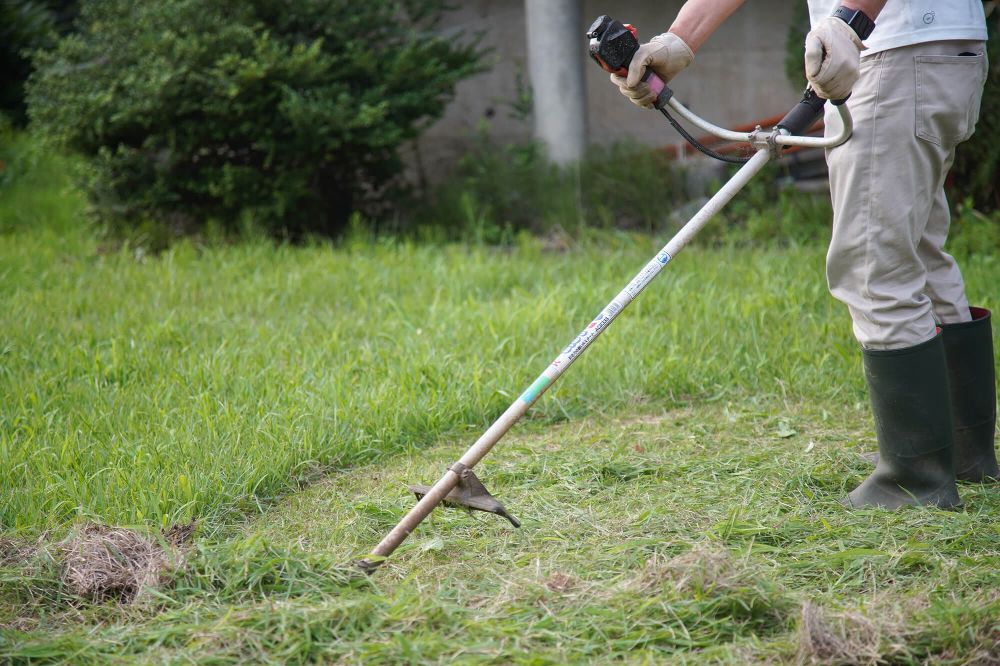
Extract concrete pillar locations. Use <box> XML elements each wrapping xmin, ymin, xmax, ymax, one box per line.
<box><xmin>525</xmin><ymin>0</ymin><xmax>587</xmax><ymax>165</ymax></box>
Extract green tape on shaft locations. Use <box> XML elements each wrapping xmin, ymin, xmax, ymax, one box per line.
<box><xmin>520</xmin><ymin>375</ymin><xmax>550</xmax><ymax>404</ymax></box>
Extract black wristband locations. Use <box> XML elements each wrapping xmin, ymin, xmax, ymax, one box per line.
<box><xmin>831</xmin><ymin>5</ymin><xmax>875</xmax><ymax>40</ymax></box>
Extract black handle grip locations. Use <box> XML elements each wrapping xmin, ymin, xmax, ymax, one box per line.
<box><xmin>776</xmin><ymin>88</ymin><xmax>827</xmax><ymax>136</ymax></box>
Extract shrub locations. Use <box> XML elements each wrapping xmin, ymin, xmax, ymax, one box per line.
<box><xmin>410</xmin><ymin>138</ymin><xmax>691</xmax><ymax>242</ymax></box>
<box><xmin>27</xmin><ymin>0</ymin><xmax>482</xmax><ymax>239</ymax></box>
<box><xmin>408</xmin><ymin>132</ymin><xmax>848</xmax><ymax>246</ymax></box>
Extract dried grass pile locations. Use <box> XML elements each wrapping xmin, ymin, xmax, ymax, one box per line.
<box><xmin>633</xmin><ymin>545</ymin><xmax>741</xmax><ymax>594</ymax></box>
<box><xmin>797</xmin><ymin>600</ymin><xmax>882</xmax><ymax>665</ymax></box>
<box><xmin>58</xmin><ymin>521</ymin><xmax>194</xmax><ymax>602</ymax></box>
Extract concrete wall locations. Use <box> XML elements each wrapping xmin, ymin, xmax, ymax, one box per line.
<box><xmin>412</xmin><ymin>0</ymin><xmax>802</xmax><ymax>175</ymax></box>
<box><xmin>526</xmin><ymin>0</ymin><xmax>587</xmax><ymax>164</ymax></box>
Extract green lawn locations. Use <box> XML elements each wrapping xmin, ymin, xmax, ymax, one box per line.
<box><xmin>2</xmin><ymin>136</ymin><xmax>1000</xmax><ymax>663</ymax></box>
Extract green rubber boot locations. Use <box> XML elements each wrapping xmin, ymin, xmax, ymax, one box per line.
<box><xmin>857</xmin><ymin>307</ymin><xmax>998</xmax><ymax>483</ymax></box>
<box><xmin>845</xmin><ymin>334</ymin><xmax>962</xmax><ymax>509</ymax></box>
<box><xmin>944</xmin><ymin>307</ymin><xmax>999</xmax><ymax>482</ymax></box>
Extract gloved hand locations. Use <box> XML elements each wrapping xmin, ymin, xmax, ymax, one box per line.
<box><xmin>804</xmin><ymin>16</ymin><xmax>865</xmax><ymax>101</ymax></box>
<box><xmin>610</xmin><ymin>32</ymin><xmax>694</xmax><ymax>108</ymax></box>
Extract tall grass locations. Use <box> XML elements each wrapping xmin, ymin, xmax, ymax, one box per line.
<box><xmin>0</xmin><ymin>229</ymin><xmax>858</xmax><ymax>530</ymax></box>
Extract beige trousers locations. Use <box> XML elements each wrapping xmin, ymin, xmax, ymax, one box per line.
<box><xmin>824</xmin><ymin>39</ymin><xmax>988</xmax><ymax>350</ymax></box>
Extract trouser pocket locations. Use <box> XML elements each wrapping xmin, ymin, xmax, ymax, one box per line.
<box><xmin>915</xmin><ymin>53</ymin><xmax>986</xmax><ymax>146</ymax></box>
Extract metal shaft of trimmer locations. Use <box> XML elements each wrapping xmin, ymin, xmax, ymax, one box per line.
<box><xmin>360</xmin><ymin>148</ymin><xmax>773</xmax><ymax>569</ymax></box>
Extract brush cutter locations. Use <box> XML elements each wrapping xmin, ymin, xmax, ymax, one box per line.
<box><xmin>356</xmin><ymin>16</ymin><xmax>853</xmax><ymax>573</ymax></box>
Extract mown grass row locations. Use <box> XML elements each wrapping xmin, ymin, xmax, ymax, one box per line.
<box><xmin>5</xmin><ymin>402</ymin><xmax>1000</xmax><ymax>663</ymax></box>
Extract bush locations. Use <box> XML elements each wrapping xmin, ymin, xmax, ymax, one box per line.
<box><xmin>27</xmin><ymin>0</ymin><xmax>482</xmax><ymax>240</ymax></box>
<box><xmin>409</xmin><ymin>138</ymin><xmax>691</xmax><ymax>242</ymax></box>
<box><xmin>407</xmin><ymin>133</ymin><xmax>846</xmax><ymax>247</ymax></box>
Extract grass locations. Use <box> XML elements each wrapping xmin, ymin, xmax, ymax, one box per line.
<box><xmin>2</xmin><ymin>133</ymin><xmax>1000</xmax><ymax>663</ymax></box>
<box><xmin>0</xmin><ymin>221</ymin><xmax>881</xmax><ymax>531</ymax></box>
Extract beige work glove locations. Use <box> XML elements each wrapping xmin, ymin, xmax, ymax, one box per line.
<box><xmin>804</xmin><ymin>16</ymin><xmax>865</xmax><ymax>101</ymax></box>
<box><xmin>610</xmin><ymin>32</ymin><xmax>694</xmax><ymax>109</ymax></box>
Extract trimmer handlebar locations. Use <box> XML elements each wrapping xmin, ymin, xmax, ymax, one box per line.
<box><xmin>587</xmin><ymin>14</ymin><xmax>853</xmax><ymax>150</ymax></box>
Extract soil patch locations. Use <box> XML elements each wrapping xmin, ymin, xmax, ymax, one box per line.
<box><xmin>0</xmin><ymin>536</ymin><xmax>38</xmax><ymax>567</ymax></box>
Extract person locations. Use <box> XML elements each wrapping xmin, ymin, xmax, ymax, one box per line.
<box><xmin>611</xmin><ymin>1</ymin><xmax>993</xmax><ymax>508</ymax></box>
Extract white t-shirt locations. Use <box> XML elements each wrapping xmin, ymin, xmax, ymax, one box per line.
<box><xmin>807</xmin><ymin>0</ymin><xmax>988</xmax><ymax>55</ymax></box>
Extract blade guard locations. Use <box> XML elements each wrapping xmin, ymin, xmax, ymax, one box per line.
<box><xmin>409</xmin><ymin>463</ymin><xmax>520</xmax><ymax>528</ymax></box>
